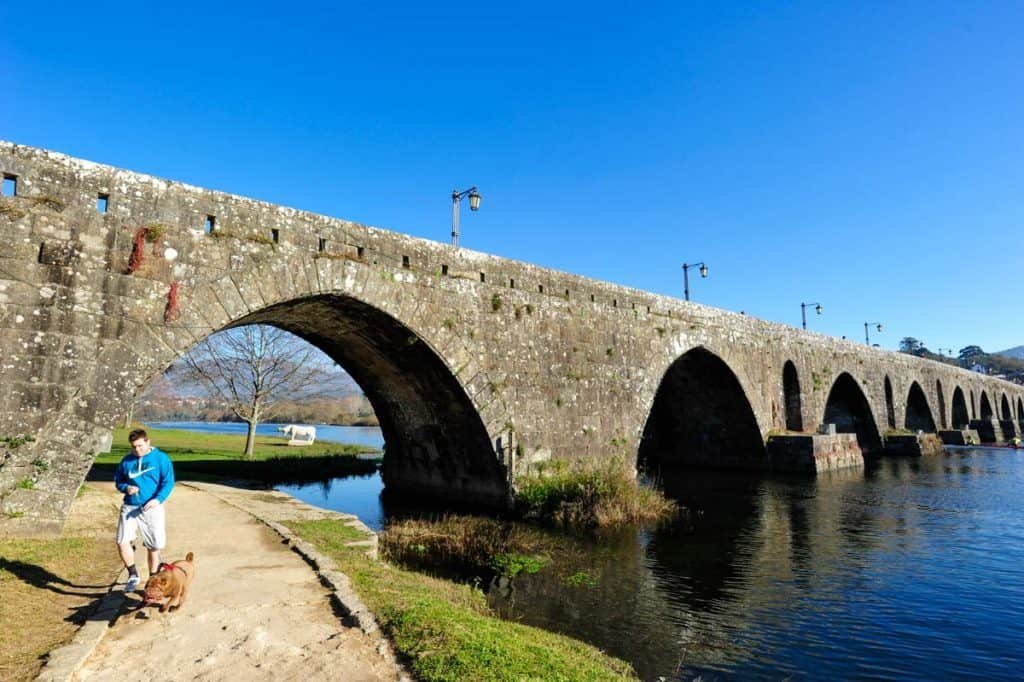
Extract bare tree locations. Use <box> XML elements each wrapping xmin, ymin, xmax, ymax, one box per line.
<box><xmin>180</xmin><ymin>325</ymin><xmax>342</xmax><ymax>458</ymax></box>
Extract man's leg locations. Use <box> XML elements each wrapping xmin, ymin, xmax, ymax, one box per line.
<box><xmin>140</xmin><ymin>504</ymin><xmax>166</xmax><ymax>575</ymax></box>
<box><xmin>118</xmin><ymin>541</ymin><xmax>136</xmax><ymax>568</ymax></box>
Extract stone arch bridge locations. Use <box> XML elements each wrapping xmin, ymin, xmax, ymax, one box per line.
<box><xmin>1</xmin><ymin>142</ymin><xmax>1021</xmax><ymax>534</ymax></box>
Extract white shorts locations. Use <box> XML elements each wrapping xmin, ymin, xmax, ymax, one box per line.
<box><xmin>116</xmin><ymin>503</ymin><xmax>166</xmax><ymax>550</ymax></box>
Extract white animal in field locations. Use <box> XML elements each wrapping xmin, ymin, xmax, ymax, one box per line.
<box><xmin>278</xmin><ymin>424</ymin><xmax>316</xmax><ymax>446</ymax></box>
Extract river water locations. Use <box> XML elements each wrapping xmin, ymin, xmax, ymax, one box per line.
<box><xmin>149</xmin><ymin>422</ymin><xmax>1024</xmax><ymax>680</ymax></box>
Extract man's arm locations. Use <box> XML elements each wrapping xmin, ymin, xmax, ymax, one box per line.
<box><xmin>113</xmin><ymin>461</ymin><xmax>129</xmax><ymax>493</ymax></box>
<box><xmin>154</xmin><ymin>453</ymin><xmax>175</xmax><ymax>504</ymax></box>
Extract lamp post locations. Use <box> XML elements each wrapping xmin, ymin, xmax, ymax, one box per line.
<box><xmin>682</xmin><ymin>262</ymin><xmax>708</xmax><ymax>301</ymax></box>
<box><xmin>864</xmin><ymin>321</ymin><xmax>883</xmax><ymax>346</ymax></box>
<box><xmin>800</xmin><ymin>302</ymin><xmax>823</xmax><ymax>330</ymax></box>
<box><xmin>451</xmin><ymin>186</ymin><xmax>481</xmax><ymax>248</ymax></box>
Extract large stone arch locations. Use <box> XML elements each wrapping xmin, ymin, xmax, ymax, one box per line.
<box><xmin>224</xmin><ymin>294</ymin><xmax>510</xmax><ymax>506</ymax></box>
<box><xmin>782</xmin><ymin>360</ymin><xmax>803</xmax><ymax>432</ymax></box>
<box><xmin>638</xmin><ymin>347</ymin><xmax>766</xmax><ymax>470</ymax></box>
<box><xmin>905</xmin><ymin>381</ymin><xmax>936</xmax><ymax>433</ymax></box>
<box><xmin>883</xmin><ymin>376</ymin><xmax>896</xmax><ymax>429</ymax></box>
<box><xmin>128</xmin><ymin>270</ymin><xmax>514</xmax><ymax>508</ymax></box>
<box><xmin>951</xmin><ymin>387</ymin><xmax>969</xmax><ymax>429</ymax></box>
<box><xmin>980</xmin><ymin>392</ymin><xmax>994</xmax><ymax>420</ymax></box>
<box><xmin>823</xmin><ymin>372</ymin><xmax>882</xmax><ymax>453</ymax></box>
<box><xmin>1001</xmin><ymin>394</ymin><xmax>1012</xmax><ymax>420</ymax></box>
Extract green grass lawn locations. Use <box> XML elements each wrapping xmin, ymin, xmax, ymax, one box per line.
<box><xmin>93</xmin><ymin>426</ymin><xmax>380</xmax><ymax>483</ymax></box>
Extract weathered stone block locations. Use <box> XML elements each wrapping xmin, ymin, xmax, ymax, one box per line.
<box><xmin>766</xmin><ymin>433</ymin><xmax>863</xmax><ymax>473</ymax></box>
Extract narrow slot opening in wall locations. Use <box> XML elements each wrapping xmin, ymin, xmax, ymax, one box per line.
<box><xmin>2</xmin><ymin>174</ymin><xmax>17</xmax><ymax>197</ymax></box>
<box><xmin>590</xmin><ymin>294</ymin><xmax>595</xmax><ymax>302</ymax></box>
<box><xmin>441</xmin><ymin>264</ymin><xmax>449</xmax><ymax>275</ymax></box>
<box><xmin>402</xmin><ymin>255</ymin><xmax>410</xmax><ymax>268</ymax></box>
<box><xmin>270</xmin><ymin>228</ymin><xmax>280</xmax><ymax>244</ymax></box>
<box><xmin>613</xmin><ymin>299</ymin><xmax>618</xmax><ymax>307</ymax></box>
<box><xmin>646</xmin><ymin>306</ymin><xmax>650</xmax><ymax>313</ymax></box>
<box><xmin>204</xmin><ymin>215</ymin><xmax>216</xmax><ymax>234</ymax></box>
<box><xmin>480</xmin><ymin>272</ymin><xmax>486</xmax><ymax>283</ymax></box>
<box><xmin>538</xmin><ymin>284</ymin><xmax>544</xmax><ymax>294</ymax></box>
<box><xmin>357</xmin><ymin>246</ymin><xmax>365</xmax><ymax>259</ymax></box>
<box><xmin>37</xmin><ymin>242</ymin><xmax>45</xmax><ymax>264</ymax></box>
<box><xmin>565</xmin><ymin>289</ymin><xmax>570</xmax><ymax>298</ymax></box>
<box><xmin>318</xmin><ymin>237</ymin><xmax>326</xmax><ymax>252</ymax></box>
<box><xmin>97</xmin><ymin>194</ymin><xmax>109</xmax><ymax>213</ymax></box>
<box><xmin>510</xmin><ymin>278</ymin><xmax>515</xmax><ymax>289</ymax></box>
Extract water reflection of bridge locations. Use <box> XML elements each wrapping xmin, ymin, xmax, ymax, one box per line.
<box><xmin>497</xmin><ymin>456</ymin><xmax>1002</xmax><ymax>679</ymax></box>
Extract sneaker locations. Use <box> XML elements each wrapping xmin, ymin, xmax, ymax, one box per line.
<box><xmin>125</xmin><ymin>574</ymin><xmax>140</xmax><ymax>592</ymax></box>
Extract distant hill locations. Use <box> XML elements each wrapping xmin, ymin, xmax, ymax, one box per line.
<box><xmin>996</xmin><ymin>346</ymin><xmax>1024</xmax><ymax>360</ymax></box>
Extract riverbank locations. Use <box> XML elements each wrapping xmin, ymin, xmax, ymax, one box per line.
<box><xmin>6</xmin><ymin>427</ymin><xmax>638</xmax><ymax>680</ymax></box>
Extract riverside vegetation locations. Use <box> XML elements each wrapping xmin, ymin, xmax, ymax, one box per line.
<box><xmin>378</xmin><ymin>458</ymin><xmax>678</xmax><ymax>583</ymax></box>
<box><xmin>285</xmin><ymin>518</ymin><xmax>638</xmax><ymax>681</ymax></box>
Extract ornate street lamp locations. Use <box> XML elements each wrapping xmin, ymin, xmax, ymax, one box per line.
<box><xmin>801</xmin><ymin>302</ymin><xmax>823</xmax><ymax>330</ymax></box>
<box><xmin>864</xmin><ymin>321</ymin><xmax>883</xmax><ymax>345</ymax></box>
<box><xmin>682</xmin><ymin>261</ymin><xmax>708</xmax><ymax>301</ymax></box>
<box><xmin>451</xmin><ymin>186</ymin><xmax>481</xmax><ymax>248</ymax></box>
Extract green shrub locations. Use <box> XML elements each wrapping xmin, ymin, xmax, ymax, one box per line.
<box><xmin>515</xmin><ymin>458</ymin><xmax>676</xmax><ymax>528</ymax></box>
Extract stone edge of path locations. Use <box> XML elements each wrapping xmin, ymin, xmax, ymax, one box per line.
<box><xmin>36</xmin><ymin>481</ymin><xmax>411</xmax><ymax>682</ymax></box>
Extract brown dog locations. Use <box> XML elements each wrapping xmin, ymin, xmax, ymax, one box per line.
<box><xmin>142</xmin><ymin>552</ymin><xmax>196</xmax><ymax>612</ymax></box>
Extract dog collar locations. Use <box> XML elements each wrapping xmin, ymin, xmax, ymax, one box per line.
<box><xmin>158</xmin><ymin>562</ymin><xmax>175</xmax><ymax>573</ymax></box>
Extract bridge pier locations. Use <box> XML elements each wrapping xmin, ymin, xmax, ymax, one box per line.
<box><xmin>970</xmin><ymin>419</ymin><xmax>1005</xmax><ymax>444</ymax></box>
<box><xmin>938</xmin><ymin>429</ymin><xmax>980</xmax><ymax>446</ymax></box>
<box><xmin>883</xmin><ymin>433</ymin><xmax>945</xmax><ymax>456</ymax></box>
<box><xmin>765</xmin><ymin>434</ymin><xmax>863</xmax><ymax>473</ymax></box>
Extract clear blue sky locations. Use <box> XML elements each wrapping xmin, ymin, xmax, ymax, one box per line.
<box><xmin>3</xmin><ymin>2</ymin><xmax>1022</xmax><ymax>354</ymax></box>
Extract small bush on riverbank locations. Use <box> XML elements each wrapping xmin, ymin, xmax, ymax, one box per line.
<box><xmin>380</xmin><ymin>515</ymin><xmax>555</xmax><ymax>580</ymax></box>
<box><xmin>285</xmin><ymin>518</ymin><xmax>637</xmax><ymax>681</ymax></box>
<box><xmin>515</xmin><ymin>458</ymin><xmax>677</xmax><ymax>528</ymax></box>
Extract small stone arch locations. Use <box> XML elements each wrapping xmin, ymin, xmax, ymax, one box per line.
<box><xmin>1018</xmin><ymin>397</ymin><xmax>1024</xmax><ymax>423</ymax></box>
<box><xmin>783</xmin><ymin>360</ymin><xmax>803</xmax><ymax>432</ymax></box>
<box><xmin>936</xmin><ymin>379</ymin><xmax>947</xmax><ymax>429</ymax></box>
<box><xmin>905</xmin><ymin>381</ymin><xmax>936</xmax><ymax>432</ymax></box>
<box><xmin>639</xmin><ymin>347</ymin><xmax>766</xmax><ymax>470</ymax></box>
<box><xmin>883</xmin><ymin>376</ymin><xmax>896</xmax><ymax>429</ymax></box>
<box><xmin>970</xmin><ymin>390</ymin><xmax>977</xmax><ymax>419</ymax></box>
<box><xmin>980</xmin><ymin>392</ymin><xmax>994</xmax><ymax>420</ymax></box>
<box><xmin>823</xmin><ymin>372</ymin><xmax>882</xmax><ymax>453</ymax></box>
<box><xmin>1001</xmin><ymin>394</ymin><xmax>1017</xmax><ymax>438</ymax></box>
<box><xmin>951</xmin><ymin>387</ymin><xmax>969</xmax><ymax>429</ymax></box>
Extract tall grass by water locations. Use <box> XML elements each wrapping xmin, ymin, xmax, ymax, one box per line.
<box><xmin>515</xmin><ymin>458</ymin><xmax>677</xmax><ymax>528</ymax></box>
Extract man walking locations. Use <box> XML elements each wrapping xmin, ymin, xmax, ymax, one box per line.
<box><xmin>114</xmin><ymin>428</ymin><xmax>175</xmax><ymax>592</ymax></box>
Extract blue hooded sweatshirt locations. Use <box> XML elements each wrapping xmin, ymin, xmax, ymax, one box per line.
<box><xmin>114</xmin><ymin>446</ymin><xmax>175</xmax><ymax>507</ymax></box>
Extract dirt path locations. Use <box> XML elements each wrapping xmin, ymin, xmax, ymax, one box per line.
<box><xmin>72</xmin><ymin>484</ymin><xmax>399</xmax><ymax>681</ymax></box>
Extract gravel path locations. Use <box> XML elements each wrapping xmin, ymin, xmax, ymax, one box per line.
<box><xmin>70</xmin><ymin>483</ymin><xmax>399</xmax><ymax>681</ymax></box>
